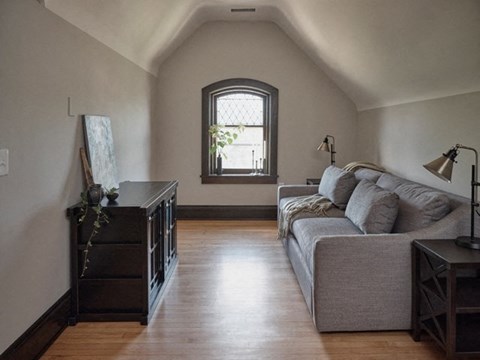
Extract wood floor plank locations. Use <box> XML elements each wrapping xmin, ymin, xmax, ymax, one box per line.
<box><xmin>42</xmin><ymin>220</ymin><xmax>444</xmax><ymax>360</ymax></box>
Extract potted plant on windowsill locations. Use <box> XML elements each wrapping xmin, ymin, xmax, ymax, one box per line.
<box><xmin>208</xmin><ymin>124</ymin><xmax>244</xmax><ymax>175</ymax></box>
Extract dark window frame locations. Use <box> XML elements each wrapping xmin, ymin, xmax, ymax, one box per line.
<box><xmin>201</xmin><ymin>78</ymin><xmax>278</xmax><ymax>184</ymax></box>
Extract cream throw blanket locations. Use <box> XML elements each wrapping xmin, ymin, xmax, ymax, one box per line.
<box><xmin>343</xmin><ymin>161</ymin><xmax>385</xmax><ymax>173</ymax></box>
<box><xmin>278</xmin><ymin>194</ymin><xmax>333</xmax><ymax>238</ymax></box>
<box><xmin>277</xmin><ymin>161</ymin><xmax>385</xmax><ymax>239</ymax></box>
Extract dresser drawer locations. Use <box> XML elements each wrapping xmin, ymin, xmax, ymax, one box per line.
<box><xmin>78</xmin><ymin>279</ymin><xmax>143</xmax><ymax>313</ymax></box>
<box><xmin>78</xmin><ymin>244</ymin><xmax>142</xmax><ymax>278</ymax></box>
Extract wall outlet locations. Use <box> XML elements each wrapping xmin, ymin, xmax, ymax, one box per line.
<box><xmin>0</xmin><ymin>149</ymin><xmax>9</xmax><ymax>176</ymax></box>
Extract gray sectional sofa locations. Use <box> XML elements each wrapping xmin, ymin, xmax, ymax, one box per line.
<box><xmin>278</xmin><ymin>166</ymin><xmax>475</xmax><ymax>332</ymax></box>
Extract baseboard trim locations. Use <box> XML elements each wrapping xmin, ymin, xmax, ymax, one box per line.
<box><xmin>177</xmin><ymin>205</ymin><xmax>277</xmax><ymax>220</ymax></box>
<box><xmin>0</xmin><ymin>290</ymin><xmax>70</xmax><ymax>360</ymax></box>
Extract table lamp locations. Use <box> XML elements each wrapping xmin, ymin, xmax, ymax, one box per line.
<box><xmin>317</xmin><ymin>135</ymin><xmax>336</xmax><ymax>166</ymax></box>
<box><xmin>423</xmin><ymin>144</ymin><xmax>480</xmax><ymax>250</ymax></box>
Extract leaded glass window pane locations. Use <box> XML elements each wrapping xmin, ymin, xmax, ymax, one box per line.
<box><xmin>216</xmin><ymin>93</ymin><xmax>263</xmax><ymax>126</ymax></box>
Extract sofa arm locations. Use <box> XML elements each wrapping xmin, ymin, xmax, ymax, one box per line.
<box><xmin>277</xmin><ymin>185</ymin><xmax>318</xmax><ymax>204</ymax></box>
<box><xmin>407</xmin><ymin>203</ymin><xmax>473</xmax><ymax>240</ymax></box>
<box><xmin>312</xmin><ymin>233</ymin><xmax>413</xmax><ymax>332</ymax></box>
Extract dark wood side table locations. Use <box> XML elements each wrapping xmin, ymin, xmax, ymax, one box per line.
<box><xmin>306</xmin><ymin>178</ymin><xmax>321</xmax><ymax>185</ymax></box>
<box><xmin>412</xmin><ymin>239</ymin><xmax>480</xmax><ymax>359</ymax></box>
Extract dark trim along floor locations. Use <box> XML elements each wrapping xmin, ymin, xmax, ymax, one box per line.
<box><xmin>177</xmin><ymin>205</ymin><xmax>277</xmax><ymax>220</ymax></box>
<box><xmin>0</xmin><ymin>291</ymin><xmax>70</xmax><ymax>360</ymax></box>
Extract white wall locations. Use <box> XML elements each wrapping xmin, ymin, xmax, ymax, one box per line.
<box><xmin>357</xmin><ymin>91</ymin><xmax>480</xmax><ymax>198</ymax></box>
<box><xmin>0</xmin><ymin>0</ymin><xmax>156</xmax><ymax>352</ymax></box>
<box><xmin>155</xmin><ymin>21</ymin><xmax>358</xmax><ymax>205</ymax></box>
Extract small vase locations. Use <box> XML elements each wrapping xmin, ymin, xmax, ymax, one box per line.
<box><xmin>87</xmin><ymin>184</ymin><xmax>104</xmax><ymax>205</ymax></box>
<box><xmin>107</xmin><ymin>192</ymin><xmax>119</xmax><ymax>202</ymax></box>
<box><xmin>216</xmin><ymin>155</ymin><xmax>223</xmax><ymax>175</ymax></box>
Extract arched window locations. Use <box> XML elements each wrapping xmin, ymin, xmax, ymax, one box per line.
<box><xmin>201</xmin><ymin>79</ymin><xmax>278</xmax><ymax>184</ymax></box>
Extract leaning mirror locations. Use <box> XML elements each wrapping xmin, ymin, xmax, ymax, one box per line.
<box><xmin>82</xmin><ymin>115</ymin><xmax>119</xmax><ymax>190</ymax></box>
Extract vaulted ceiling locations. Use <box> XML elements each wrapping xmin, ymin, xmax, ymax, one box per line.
<box><xmin>44</xmin><ymin>0</ymin><xmax>480</xmax><ymax>110</ymax></box>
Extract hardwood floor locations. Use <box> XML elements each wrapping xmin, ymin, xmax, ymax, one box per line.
<box><xmin>42</xmin><ymin>220</ymin><xmax>443</xmax><ymax>359</ymax></box>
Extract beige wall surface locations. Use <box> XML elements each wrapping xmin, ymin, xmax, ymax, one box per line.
<box><xmin>0</xmin><ymin>0</ymin><xmax>155</xmax><ymax>352</ymax></box>
<box><xmin>154</xmin><ymin>21</ymin><xmax>357</xmax><ymax>205</ymax></box>
<box><xmin>357</xmin><ymin>91</ymin><xmax>480</xmax><ymax>198</ymax></box>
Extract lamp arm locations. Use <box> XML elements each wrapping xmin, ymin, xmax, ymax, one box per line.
<box><xmin>457</xmin><ymin>144</ymin><xmax>479</xmax><ymax>204</ymax></box>
<box><xmin>456</xmin><ymin>144</ymin><xmax>478</xmax><ymax>169</ymax></box>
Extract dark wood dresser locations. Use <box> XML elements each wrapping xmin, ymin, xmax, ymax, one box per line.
<box><xmin>67</xmin><ymin>181</ymin><xmax>178</xmax><ymax>325</ymax></box>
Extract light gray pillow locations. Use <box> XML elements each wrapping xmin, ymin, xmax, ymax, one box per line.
<box><xmin>376</xmin><ymin>173</ymin><xmax>404</xmax><ymax>192</ymax></box>
<box><xmin>318</xmin><ymin>166</ymin><xmax>356</xmax><ymax>209</ymax></box>
<box><xmin>392</xmin><ymin>183</ymin><xmax>451</xmax><ymax>233</ymax></box>
<box><xmin>354</xmin><ymin>168</ymin><xmax>383</xmax><ymax>184</ymax></box>
<box><xmin>346</xmin><ymin>179</ymin><xmax>399</xmax><ymax>234</ymax></box>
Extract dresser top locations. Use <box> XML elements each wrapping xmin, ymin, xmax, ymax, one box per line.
<box><xmin>105</xmin><ymin>181</ymin><xmax>177</xmax><ymax>208</ymax></box>
<box><xmin>69</xmin><ymin>181</ymin><xmax>177</xmax><ymax>212</ymax></box>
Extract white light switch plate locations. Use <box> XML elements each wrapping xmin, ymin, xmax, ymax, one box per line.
<box><xmin>0</xmin><ymin>149</ymin><xmax>9</xmax><ymax>176</ymax></box>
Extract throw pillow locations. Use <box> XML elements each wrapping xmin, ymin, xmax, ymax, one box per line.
<box><xmin>376</xmin><ymin>173</ymin><xmax>404</xmax><ymax>192</ymax></box>
<box><xmin>392</xmin><ymin>183</ymin><xmax>450</xmax><ymax>233</ymax></box>
<box><xmin>354</xmin><ymin>168</ymin><xmax>383</xmax><ymax>183</ymax></box>
<box><xmin>346</xmin><ymin>179</ymin><xmax>400</xmax><ymax>234</ymax></box>
<box><xmin>318</xmin><ymin>165</ymin><xmax>356</xmax><ymax>209</ymax></box>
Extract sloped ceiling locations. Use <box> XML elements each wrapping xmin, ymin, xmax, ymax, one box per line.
<box><xmin>43</xmin><ymin>0</ymin><xmax>480</xmax><ymax>110</ymax></box>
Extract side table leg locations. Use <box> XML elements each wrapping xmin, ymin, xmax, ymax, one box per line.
<box><xmin>446</xmin><ymin>268</ymin><xmax>457</xmax><ymax>359</ymax></box>
<box><xmin>411</xmin><ymin>245</ymin><xmax>421</xmax><ymax>341</ymax></box>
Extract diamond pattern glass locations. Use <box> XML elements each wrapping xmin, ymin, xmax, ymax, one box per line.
<box><xmin>216</xmin><ymin>93</ymin><xmax>263</xmax><ymax>126</ymax></box>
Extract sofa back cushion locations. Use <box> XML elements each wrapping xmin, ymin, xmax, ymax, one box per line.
<box><xmin>392</xmin><ymin>183</ymin><xmax>451</xmax><ymax>233</ymax></box>
<box><xmin>318</xmin><ymin>166</ymin><xmax>356</xmax><ymax>209</ymax></box>
<box><xmin>376</xmin><ymin>172</ymin><xmax>404</xmax><ymax>191</ymax></box>
<box><xmin>354</xmin><ymin>168</ymin><xmax>383</xmax><ymax>183</ymax></box>
<box><xmin>346</xmin><ymin>179</ymin><xmax>400</xmax><ymax>234</ymax></box>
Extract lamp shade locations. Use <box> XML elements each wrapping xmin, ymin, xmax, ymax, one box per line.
<box><xmin>317</xmin><ymin>141</ymin><xmax>331</xmax><ymax>152</ymax></box>
<box><xmin>423</xmin><ymin>148</ymin><xmax>458</xmax><ymax>183</ymax></box>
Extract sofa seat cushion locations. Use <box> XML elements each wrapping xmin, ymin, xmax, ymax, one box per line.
<box><xmin>291</xmin><ymin>217</ymin><xmax>363</xmax><ymax>273</ymax></box>
<box><xmin>346</xmin><ymin>179</ymin><xmax>400</xmax><ymax>234</ymax></box>
<box><xmin>279</xmin><ymin>197</ymin><xmax>345</xmax><ymax>220</ymax></box>
<box><xmin>392</xmin><ymin>183</ymin><xmax>451</xmax><ymax>233</ymax></box>
<box><xmin>318</xmin><ymin>166</ymin><xmax>357</xmax><ymax>209</ymax></box>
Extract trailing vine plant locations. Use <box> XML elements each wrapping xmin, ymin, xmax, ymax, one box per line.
<box><xmin>78</xmin><ymin>191</ymin><xmax>109</xmax><ymax>277</ymax></box>
<box><xmin>208</xmin><ymin>124</ymin><xmax>245</xmax><ymax>158</ymax></box>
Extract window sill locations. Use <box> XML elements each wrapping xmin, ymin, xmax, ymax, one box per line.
<box><xmin>201</xmin><ymin>174</ymin><xmax>278</xmax><ymax>184</ymax></box>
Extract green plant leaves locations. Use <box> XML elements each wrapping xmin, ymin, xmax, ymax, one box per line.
<box><xmin>105</xmin><ymin>187</ymin><xmax>119</xmax><ymax>195</ymax></box>
<box><xmin>77</xmin><ymin>193</ymin><xmax>110</xmax><ymax>277</ymax></box>
<box><xmin>208</xmin><ymin>124</ymin><xmax>245</xmax><ymax>158</ymax></box>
